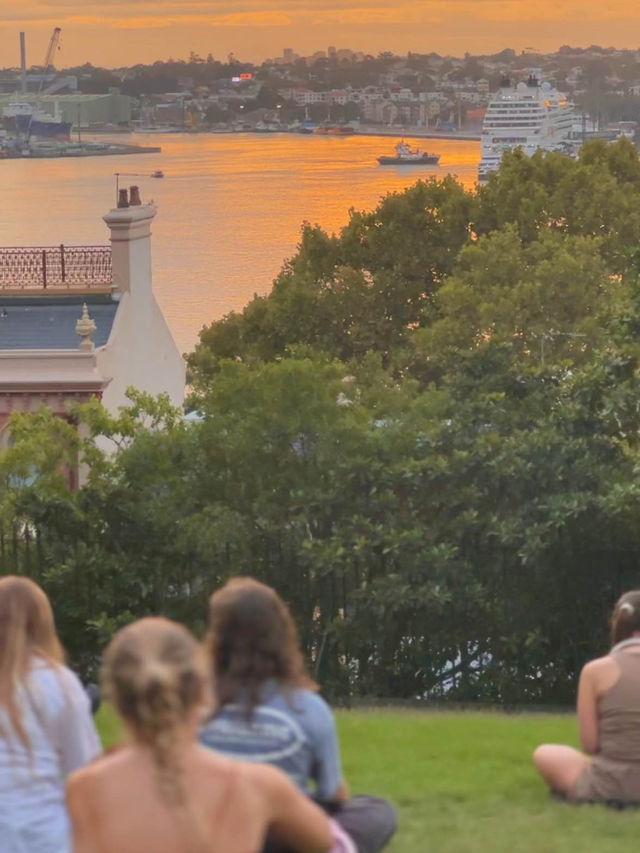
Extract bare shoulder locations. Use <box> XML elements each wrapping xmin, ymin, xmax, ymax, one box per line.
<box><xmin>582</xmin><ymin>654</ymin><xmax>617</xmax><ymax>676</ymax></box>
<box><xmin>195</xmin><ymin>745</ymin><xmax>281</xmax><ymax>789</ymax></box>
<box><xmin>67</xmin><ymin>758</ymin><xmax>99</xmax><ymax>805</ymax></box>
<box><xmin>194</xmin><ymin>748</ymin><xmax>274</xmax><ymax>795</ymax></box>
<box><xmin>242</xmin><ymin>760</ymin><xmax>286</xmax><ymax>787</ymax></box>
<box><xmin>195</xmin><ymin>746</ymin><xmax>245</xmax><ymax>777</ymax></box>
<box><xmin>582</xmin><ymin>654</ymin><xmax>620</xmax><ymax>693</ymax></box>
<box><xmin>68</xmin><ymin>746</ymin><xmax>130</xmax><ymax>792</ymax></box>
<box><xmin>240</xmin><ymin>761</ymin><xmax>294</xmax><ymax>799</ymax></box>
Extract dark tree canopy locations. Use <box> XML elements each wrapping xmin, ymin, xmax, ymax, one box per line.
<box><xmin>6</xmin><ymin>140</ymin><xmax>640</xmax><ymax>704</ymax></box>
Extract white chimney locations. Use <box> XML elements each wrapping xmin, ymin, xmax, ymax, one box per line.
<box><xmin>103</xmin><ymin>189</ymin><xmax>156</xmax><ymax>302</ymax></box>
<box><xmin>98</xmin><ymin>191</ymin><xmax>184</xmax><ymax>419</ymax></box>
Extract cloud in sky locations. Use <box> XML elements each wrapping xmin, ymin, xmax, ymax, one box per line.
<box><xmin>6</xmin><ymin>0</ymin><xmax>640</xmax><ymax>25</ymax></box>
<box><xmin>4</xmin><ymin>0</ymin><xmax>640</xmax><ymax>65</ymax></box>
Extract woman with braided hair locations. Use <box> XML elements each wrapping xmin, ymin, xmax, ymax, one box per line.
<box><xmin>67</xmin><ymin>617</ymin><xmax>333</xmax><ymax>853</ymax></box>
<box><xmin>534</xmin><ymin>590</ymin><xmax>640</xmax><ymax>803</ymax></box>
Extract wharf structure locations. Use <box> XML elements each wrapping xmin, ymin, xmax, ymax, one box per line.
<box><xmin>0</xmin><ymin>90</ymin><xmax>134</xmax><ymax>129</ymax></box>
<box><xmin>0</xmin><ymin>189</ymin><xmax>185</xmax><ymax>477</ymax></box>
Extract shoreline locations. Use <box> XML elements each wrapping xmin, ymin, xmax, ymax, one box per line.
<box><xmin>0</xmin><ymin>142</ymin><xmax>162</xmax><ymax>160</ymax></box>
<box><xmin>354</xmin><ymin>126</ymin><xmax>481</xmax><ymax>141</ymax></box>
<box><xmin>128</xmin><ymin>126</ymin><xmax>482</xmax><ymax>142</ymax></box>
<box><xmin>0</xmin><ymin>126</ymin><xmax>483</xmax><ymax>160</ymax></box>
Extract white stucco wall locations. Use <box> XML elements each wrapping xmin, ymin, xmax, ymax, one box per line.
<box><xmin>97</xmin><ymin>290</ymin><xmax>185</xmax><ymax>412</ymax></box>
<box><xmin>98</xmin><ymin>199</ymin><xmax>186</xmax><ymax>413</ymax></box>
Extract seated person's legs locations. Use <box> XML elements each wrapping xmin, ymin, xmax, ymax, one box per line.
<box><xmin>264</xmin><ymin>796</ymin><xmax>396</xmax><ymax>853</ymax></box>
<box><xmin>533</xmin><ymin>744</ymin><xmax>591</xmax><ymax>796</ymax></box>
<box><xmin>262</xmin><ymin>833</ymin><xmax>290</xmax><ymax>853</ymax></box>
<box><xmin>329</xmin><ymin>795</ymin><xmax>396</xmax><ymax>853</ymax></box>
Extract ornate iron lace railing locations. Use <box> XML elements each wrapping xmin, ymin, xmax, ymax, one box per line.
<box><xmin>0</xmin><ymin>245</ymin><xmax>112</xmax><ymax>290</ymax></box>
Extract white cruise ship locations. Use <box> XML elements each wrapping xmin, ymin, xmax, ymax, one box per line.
<box><xmin>478</xmin><ymin>76</ymin><xmax>576</xmax><ymax>181</ymax></box>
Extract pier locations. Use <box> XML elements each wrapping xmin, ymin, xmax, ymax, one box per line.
<box><xmin>0</xmin><ymin>141</ymin><xmax>161</xmax><ymax>160</ymax></box>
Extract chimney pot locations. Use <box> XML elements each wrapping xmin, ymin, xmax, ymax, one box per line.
<box><xmin>117</xmin><ymin>188</ymin><xmax>129</xmax><ymax>208</ymax></box>
<box><xmin>129</xmin><ymin>185</ymin><xmax>142</xmax><ymax>206</ymax></box>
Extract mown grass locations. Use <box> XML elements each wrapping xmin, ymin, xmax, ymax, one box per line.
<box><xmin>96</xmin><ymin>707</ymin><xmax>640</xmax><ymax>852</ymax></box>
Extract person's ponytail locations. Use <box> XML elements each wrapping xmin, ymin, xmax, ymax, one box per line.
<box><xmin>102</xmin><ymin>618</ymin><xmax>208</xmax><ymax>851</ymax></box>
<box><xmin>611</xmin><ymin>591</ymin><xmax>640</xmax><ymax>647</ymax></box>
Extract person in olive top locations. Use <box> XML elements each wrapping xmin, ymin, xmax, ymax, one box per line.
<box><xmin>534</xmin><ymin>590</ymin><xmax>640</xmax><ymax>803</ymax></box>
<box><xmin>199</xmin><ymin>578</ymin><xmax>397</xmax><ymax>853</ymax></box>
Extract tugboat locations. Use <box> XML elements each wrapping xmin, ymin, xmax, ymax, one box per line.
<box><xmin>377</xmin><ymin>141</ymin><xmax>440</xmax><ymax>165</ymax></box>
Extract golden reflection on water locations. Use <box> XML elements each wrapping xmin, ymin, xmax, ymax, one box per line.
<box><xmin>0</xmin><ymin>133</ymin><xmax>480</xmax><ymax>353</ymax></box>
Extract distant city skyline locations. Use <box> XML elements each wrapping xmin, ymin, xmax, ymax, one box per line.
<box><xmin>3</xmin><ymin>1</ymin><xmax>640</xmax><ymax>68</ymax></box>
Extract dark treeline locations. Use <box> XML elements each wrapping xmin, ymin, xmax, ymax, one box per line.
<box><xmin>5</xmin><ymin>140</ymin><xmax>640</xmax><ymax>704</ymax></box>
<box><xmin>3</xmin><ymin>54</ymin><xmax>401</xmax><ymax>98</ymax></box>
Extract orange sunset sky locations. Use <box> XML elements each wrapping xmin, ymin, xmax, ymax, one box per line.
<box><xmin>2</xmin><ymin>1</ymin><xmax>640</xmax><ymax>67</ymax></box>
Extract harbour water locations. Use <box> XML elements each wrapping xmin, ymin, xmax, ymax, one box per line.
<box><xmin>1</xmin><ymin>132</ymin><xmax>480</xmax><ymax>353</ymax></box>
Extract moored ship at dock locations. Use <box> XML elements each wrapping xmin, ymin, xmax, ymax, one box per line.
<box><xmin>478</xmin><ymin>75</ymin><xmax>576</xmax><ymax>181</ymax></box>
<box><xmin>3</xmin><ymin>102</ymin><xmax>72</xmax><ymax>140</ymax></box>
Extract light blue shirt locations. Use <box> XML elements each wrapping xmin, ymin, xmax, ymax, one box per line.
<box><xmin>199</xmin><ymin>683</ymin><xmax>343</xmax><ymax>800</ymax></box>
<box><xmin>0</xmin><ymin>660</ymin><xmax>101</xmax><ymax>853</ymax></box>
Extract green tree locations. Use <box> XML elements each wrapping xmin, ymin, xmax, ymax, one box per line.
<box><xmin>189</xmin><ymin>177</ymin><xmax>473</xmax><ymax>387</ymax></box>
<box><xmin>11</xmin><ymin>142</ymin><xmax>640</xmax><ymax>704</ymax></box>
<box><xmin>412</xmin><ymin>226</ymin><xmax>617</xmax><ymax>381</ymax></box>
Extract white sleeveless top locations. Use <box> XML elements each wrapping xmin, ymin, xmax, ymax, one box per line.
<box><xmin>0</xmin><ymin>659</ymin><xmax>101</xmax><ymax>853</ymax></box>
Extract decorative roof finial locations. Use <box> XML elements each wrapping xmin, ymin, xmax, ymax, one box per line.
<box><xmin>76</xmin><ymin>303</ymin><xmax>96</xmax><ymax>351</ymax></box>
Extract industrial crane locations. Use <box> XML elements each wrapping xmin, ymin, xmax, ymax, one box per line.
<box><xmin>24</xmin><ymin>27</ymin><xmax>61</xmax><ymax>143</ymax></box>
<box><xmin>41</xmin><ymin>27</ymin><xmax>62</xmax><ymax>84</ymax></box>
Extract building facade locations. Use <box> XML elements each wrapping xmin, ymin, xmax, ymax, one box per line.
<box><xmin>0</xmin><ymin>189</ymin><xmax>185</xmax><ymax>454</ymax></box>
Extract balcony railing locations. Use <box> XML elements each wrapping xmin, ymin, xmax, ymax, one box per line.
<box><xmin>0</xmin><ymin>245</ymin><xmax>112</xmax><ymax>291</ymax></box>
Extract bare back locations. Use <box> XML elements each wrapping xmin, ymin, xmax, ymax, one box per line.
<box><xmin>67</xmin><ymin>744</ymin><xmax>331</xmax><ymax>853</ymax></box>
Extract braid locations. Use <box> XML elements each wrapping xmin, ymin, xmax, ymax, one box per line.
<box><xmin>134</xmin><ymin>664</ymin><xmax>186</xmax><ymax>805</ymax></box>
<box><xmin>103</xmin><ymin>619</ymin><xmax>209</xmax><ymax>852</ymax></box>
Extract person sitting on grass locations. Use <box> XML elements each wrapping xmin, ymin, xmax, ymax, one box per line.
<box><xmin>0</xmin><ymin>576</ymin><xmax>101</xmax><ymax>853</ymax></box>
<box><xmin>534</xmin><ymin>590</ymin><xmax>640</xmax><ymax>804</ymax></box>
<box><xmin>199</xmin><ymin>577</ymin><xmax>397</xmax><ymax>853</ymax></box>
<box><xmin>66</xmin><ymin>616</ymin><xmax>334</xmax><ymax>853</ymax></box>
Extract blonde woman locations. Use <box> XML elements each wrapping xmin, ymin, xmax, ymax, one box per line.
<box><xmin>0</xmin><ymin>575</ymin><xmax>101</xmax><ymax>853</ymax></box>
<box><xmin>67</xmin><ymin>617</ymin><xmax>334</xmax><ymax>853</ymax></box>
<box><xmin>534</xmin><ymin>590</ymin><xmax>640</xmax><ymax>803</ymax></box>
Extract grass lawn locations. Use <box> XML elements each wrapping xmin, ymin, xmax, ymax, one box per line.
<box><xmin>95</xmin><ymin>707</ymin><xmax>640</xmax><ymax>853</ymax></box>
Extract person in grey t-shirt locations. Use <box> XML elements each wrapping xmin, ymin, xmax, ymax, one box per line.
<box><xmin>199</xmin><ymin>577</ymin><xmax>396</xmax><ymax>853</ymax></box>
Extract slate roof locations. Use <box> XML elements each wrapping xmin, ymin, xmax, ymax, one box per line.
<box><xmin>0</xmin><ymin>294</ymin><xmax>118</xmax><ymax>350</ymax></box>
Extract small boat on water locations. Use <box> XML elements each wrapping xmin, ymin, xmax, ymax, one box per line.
<box><xmin>253</xmin><ymin>121</ymin><xmax>281</xmax><ymax>133</ymax></box>
<box><xmin>151</xmin><ymin>169</ymin><xmax>164</xmax><ymax>178</ymax></box>
<box><xmin>377</xmin><ymin>141</ymin><xmax>440</xmax><ymax>165</ymax></box>
<box><xmin>314</xmin><ymin>125</ymin><xmax>356</xmax><ymax>136</ymax></box>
